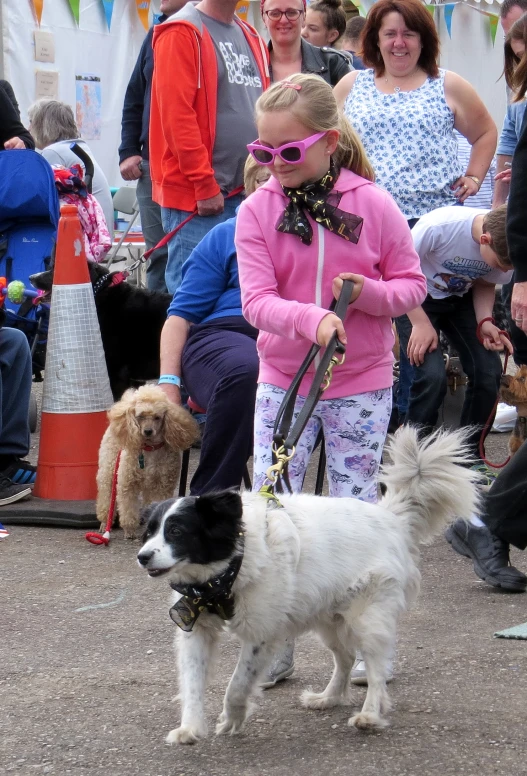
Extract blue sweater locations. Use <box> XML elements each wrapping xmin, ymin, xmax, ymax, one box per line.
<box><xmin>167</xmin><ymin>217</ymin><xmax>243</xmax><ymax>324</ymax></box>
<box><xmin>118</xmin><ymin>16</ymin><xmax>167</xmax><ymax>163</ymax></box>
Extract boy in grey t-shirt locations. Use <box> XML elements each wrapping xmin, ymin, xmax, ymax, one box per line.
<box><xmin>395</xmin><ymin>204</ymin><xmax>513</xmax><ymax>459</ymax></box>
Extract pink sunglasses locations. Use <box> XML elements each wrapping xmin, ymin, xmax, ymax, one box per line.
<box><xmin>247</xmin><ymin>131</ymin><xmax>327</xmax><ymax>166</ymax></box>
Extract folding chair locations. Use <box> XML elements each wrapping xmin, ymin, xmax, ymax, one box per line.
<box><xmin>106</xmin><ymin>187</ymin><xmax>140</xmax><ymax>269</ymax></box>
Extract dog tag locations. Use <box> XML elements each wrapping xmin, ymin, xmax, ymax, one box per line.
<box><xmin>138</xmin><ymin>453</ymin><xmax>145</xmax><ymax>469</ymax></box>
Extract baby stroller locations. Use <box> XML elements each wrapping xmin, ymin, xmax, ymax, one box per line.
<box><xmin>0</xmin><ymin>150</ymin><xmax>59</xmax><ymax>382</ymax></box>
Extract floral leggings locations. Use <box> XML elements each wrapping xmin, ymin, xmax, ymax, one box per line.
<box><xmin>253</xmin><ymin>383</ymin><xmax>392</xmax><ymax>502</ymax></box>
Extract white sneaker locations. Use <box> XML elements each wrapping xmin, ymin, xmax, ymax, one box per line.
<box><xmin>261</xmin><ymin>640</ymin><xmax>295</xmax><ymax>689</ymax></box>
<box><xmin>350</xmin><ymin>654</ymin><xmax>394</xmax><ymax>686</ymax></box>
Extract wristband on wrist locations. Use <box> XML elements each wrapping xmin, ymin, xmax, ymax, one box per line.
<box><xmin>158</xmin><ymin>374</ymin><xmax>181</xmax><ymax>387</ymax></box>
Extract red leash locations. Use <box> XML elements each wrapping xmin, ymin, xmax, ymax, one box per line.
<box><xmin>143</xmin><ymin>185</ymin><xmax>244</xmax><ymax>261</ymax></box>
<box><xmin>476</xmin><ymin>317</ymin><xmax>512</xmax><ymax>470</ymax></box>
<box><xmin>85</xmin><ymin>450</ymin><xmax>122</xmax><ymax>546</ymax></box>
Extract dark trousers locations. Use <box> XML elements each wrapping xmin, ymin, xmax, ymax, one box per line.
<box><xmin>483</xmin><ymin>441</ymin><xmax>527</xmax><ymax>550</ymax></box>
<box><xmin>182</xmin><ymin>316</ymin><xmax>258</xmax><ymax>495</ymax></box>
<box><xmin>0</xmin><ymin>327</ymin><xmax>31</xmax><ymax>457</ymax></box>
<box><xmin>396</xmin><ymin>291</ymin><xmax>502</xmax><ymax>459</ymax></box>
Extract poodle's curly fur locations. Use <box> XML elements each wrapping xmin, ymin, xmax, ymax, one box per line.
<box><xmin>96</xmin><ymin>385</ymin><xmax>199</xmax><ymax>539</ymax></box>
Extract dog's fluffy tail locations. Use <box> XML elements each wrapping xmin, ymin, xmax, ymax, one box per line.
<box><xmin>380</xmin><ymin>425</ymin><xmax>481</xmax><ymax>546</ymax></box>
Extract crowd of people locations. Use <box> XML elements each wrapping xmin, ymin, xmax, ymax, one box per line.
<box><xmin>2</xmin><ymin>0</ymin><xmax>527</xmax><ymax>678</ymax></box>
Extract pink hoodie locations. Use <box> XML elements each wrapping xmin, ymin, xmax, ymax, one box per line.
<box><xmin>235</xmin><ymin>168</ymin><xmax>427</xmax><ymax>399</ymax></box>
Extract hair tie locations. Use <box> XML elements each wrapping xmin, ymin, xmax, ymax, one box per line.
<box><xmin>280</xmin><ymin>80</ymin><xmax>302</xmax><ymax>91</ymax></box>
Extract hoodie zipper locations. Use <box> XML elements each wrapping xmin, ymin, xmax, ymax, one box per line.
<box><xmin>314</xmin><ymin>223</ymin><xmax>325</xmax><ymax>369</ymax></box>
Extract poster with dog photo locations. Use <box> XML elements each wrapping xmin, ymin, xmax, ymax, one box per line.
<box><xmin>75</xmin><ymin>73</ymin><xmax>101</xmax><ymax>141</ymax></box>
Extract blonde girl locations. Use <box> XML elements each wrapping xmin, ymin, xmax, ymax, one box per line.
<box><xmin>235</xmin><ymin>73</ymin><xmax>427</xmax><ymax>503</ymax></box>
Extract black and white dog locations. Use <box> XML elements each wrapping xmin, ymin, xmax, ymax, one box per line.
<box><xmin>30</xmin><ymin>262</ymin><xmax>172</xmax><ymax>399</ymax></box>
<box><xmin>138</xmin><ymin>426</ymin><xmax>479</xmax><ymax>744</ymax></box>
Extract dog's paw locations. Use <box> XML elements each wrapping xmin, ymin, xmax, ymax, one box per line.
<box><xmin>215</xmin><ymin>709</ymin><xmax>247</xmax><ymax>736</ymax></box>
<box><xmin>122</xmin><ymin>530</ymin><xmax>138</xmax><ymax>540</ymax></box>
<box><xmin>301</xmin><ymin>689</ymin><xmax>351</xmax><ymax>709</ymax></box>
<box><xmin>348</xmin><ymin>712</ymin><xmax>389</xmax><ymax>731</ymax></box>
<box><xmin>165</xmin><ymin>724</ymin><xmax>207</xmax><ymax>745</ymax></box>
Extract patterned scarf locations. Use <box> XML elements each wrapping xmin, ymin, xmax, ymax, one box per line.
<box><xmin>277</xmin><ymin>162</ymin><xmax>364</xmax><ymax>246</ymax></box>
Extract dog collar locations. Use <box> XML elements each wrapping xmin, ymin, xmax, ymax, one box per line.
<box><xmin>258</xmin><ymin>484</ymin><xmax>284</xmax><ymax>510</ymax></box>
<box><xmin>138</xmin><ymin>442</ymin><xmax>165</xmax><ymax>469</ymax></box>
<box><xmin>93</xmin><ymin>271</ymin><xmax>129</xmax><ymax>296</ymax></box>
<box><xmin>169</xmin><ymin>536</ymin><xmax>244</xmax><ymax>632</ymax></box>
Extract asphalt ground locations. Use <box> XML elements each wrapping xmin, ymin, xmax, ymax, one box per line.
<box><xmin>1</xmin><ymin>383</ymin><xmax>526</xmax><ymax>776</ymax></box>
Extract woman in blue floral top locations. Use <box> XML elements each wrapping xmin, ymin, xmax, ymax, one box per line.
<box><xmin>333</xmin><ymin>0</ymin><xmax>496</xmax><ymax>226</ymax></box>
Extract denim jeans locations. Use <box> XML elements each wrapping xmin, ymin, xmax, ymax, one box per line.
<box><xmin>135</xmin><ymin>160</ymin><xmax>168</xmax><ymax>294</ymax></box>
<box><xmin>395</xmin><ymin>290</ymin><xmax>502</xmax><ymax>459</ymax></box>
<box><xmin>161</xmin><ymin>195</ymin><xmax>243</xmax><ymax>294</ymax></box>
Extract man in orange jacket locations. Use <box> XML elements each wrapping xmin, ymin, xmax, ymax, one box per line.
<box><xmin>150</xmin><ymin>0</ymin><xmax>270</xmax><ymax>293</ymax></box>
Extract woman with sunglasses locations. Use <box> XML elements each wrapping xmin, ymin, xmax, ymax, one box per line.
<box><xmin>261</xmin><ymin>0</ymin><xmax>351</xmax><ymax>85</ymax></box>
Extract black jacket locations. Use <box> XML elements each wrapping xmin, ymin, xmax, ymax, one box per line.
<box><xmin>508</xmin><ymin>109</ymin><xmax>527</xmax><ymax>282</ymax></box>
<box><xmin>0</xmin><ymin>81</ymin><xmax>34</xmax><ymax>151</ymax></box>
<box><xmin>269</xmin><ymin>38</ymin><xmax>352</xmax><ymax>87</ymax></box>
<box><xmin>119</xmin><ymin>15</ymin><xmax>167</xmax><ymax>164</ymax></box>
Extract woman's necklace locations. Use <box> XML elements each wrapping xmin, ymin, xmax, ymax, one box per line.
<box><xmin>383</xmin><ymin>68</ymin><xmax>422</xmax><ymax>94</ymax></box>
<box><xmin>386</xmin><ymin>79</ymin><xmax>401</xmax><ymax>93</ymax></box>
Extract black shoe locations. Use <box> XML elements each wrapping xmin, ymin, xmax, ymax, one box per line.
<box><xmin>445</xmin><ymin>519</ymin><xmax>527</xmax><ymax>593</ymax></box>
<box><xmin>0</xmin><ymin>475</ymin><xmax>32</xmax><ymax>506</ymax></box>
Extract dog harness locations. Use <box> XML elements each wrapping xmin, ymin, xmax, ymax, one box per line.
<box><xmin>169</xmin><ymin>535</ymin><xmax>244</xmax><ymax>632</ymax></box>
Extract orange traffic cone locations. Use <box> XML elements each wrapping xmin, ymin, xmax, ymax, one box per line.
<box><xmin>33</xmin><ymin>204</ymin><xmax>113</xmax><ymax>501</ymax></box>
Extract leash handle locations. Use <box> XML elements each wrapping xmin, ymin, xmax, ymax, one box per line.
<box><xmin>143</xmin><ymin>185</ymin><xmax>244</xmax><ymax>261</ymax></box>
<box><xmin>271</xmin><ymin>280</ymin><xmax>354</xmax><ymax>492</ymax></box>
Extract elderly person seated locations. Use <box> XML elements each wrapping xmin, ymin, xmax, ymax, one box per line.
<box><xmin>157</xmin><ymin>158</ymin><xmax>269</xmax><ymax>495</ymax></box>
<box><xmin>28</xmin><ymin>99</ymin><xmax>114</xmax><ymax>236</ymax></box>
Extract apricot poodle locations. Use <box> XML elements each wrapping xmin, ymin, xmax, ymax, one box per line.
<box><xmin>96</xmin><ymin>385</ymin><xmax>199</xmax><ymax>539</ymax></box>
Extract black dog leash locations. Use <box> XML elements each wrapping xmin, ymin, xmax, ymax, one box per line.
<box><xmin>267</xmin><ymin>279</ymin><xmax>354</xmax><ymax>494</ymax></box>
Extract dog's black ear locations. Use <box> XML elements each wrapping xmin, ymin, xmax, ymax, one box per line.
<box><xmin>195</xmin><ymin>491</ymin><xmax>243</xmax><ymax>525</ymax></box>
<box><xmin>192</xmin><ymin>492</ymin><xmax>243</xmax><ymax>564</ymax></box>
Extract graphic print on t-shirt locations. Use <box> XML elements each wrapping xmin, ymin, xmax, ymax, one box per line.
<box><xmin>218</xmin><ymin>42</ymin><xmax>262</xmax><ymax>88</ymax></box>
<box><xmin>432</xmin><ymin>255</ymin><xmax>493</xmax><ymax>295</ymax></box>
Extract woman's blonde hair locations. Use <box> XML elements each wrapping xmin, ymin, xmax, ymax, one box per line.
<box><xmin>254</xmin><ymin>73</ymin><xmax>375</xmax><ymax>182</ymax></box>
<box><xmin>504</xmin><ymin>13</ymin><xmax>527</xmax><ymax>102</ymax></box>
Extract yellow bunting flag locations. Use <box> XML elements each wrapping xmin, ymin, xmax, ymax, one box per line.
<box><xmin>236</xmin><ymin>1</ymin><xmax>249</xmax><ymax>21</ymax></box>
<box><xmin>136</xmin><ymin>0</ymin><xmax>151</xmax><ymax>31</ymax></box>
<box><xmin>31</xmin><ymin>0</ymin><xmax>44</xmax><ymax>25</ymax></box>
